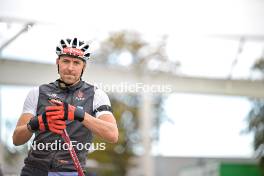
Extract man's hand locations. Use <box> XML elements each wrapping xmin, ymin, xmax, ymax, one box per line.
<box><xmin>27</xmin><ymin>106</ymin><xmax>66</xmax><ymax>134</ymax></box>
<box><xmin>48</xmin><ymin>99</ymin><xmax>85</xmax><ymax>122</ymax></box>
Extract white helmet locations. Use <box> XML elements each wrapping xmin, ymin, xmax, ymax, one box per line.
<box><xmin>56</xmin><ymin>37</ymin><xmax>90</xmax><ymax>61</ymax></box>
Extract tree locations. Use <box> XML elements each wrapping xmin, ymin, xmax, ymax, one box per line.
<box><xmin>93</xmin><ymin>30</ymin><xmax>180</xmax><ymax>74</ymax></box>
<box><xmin>247</xmin><ymin>57</ymin><xmax>264</xmax><ymax>174</ymax></box>
<box><xmin>88</xmin><ymin>31</ymin><xmax>174</xmax><ymax>175</ymax></box>
<box><xmin>88</xmin><ymin>95</ymin><xmax>139</xmax><ymax>176</ymax></box>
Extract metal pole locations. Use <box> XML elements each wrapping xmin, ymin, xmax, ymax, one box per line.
<box><xmin>0</xmin><ymin>86</ymin><xmax>2</xmax><ymax>143</ymax></box>
<box><xmin>0</xmin><ymin>23</ymin><xmax>34</xmax><ymax>56</ymax></box>
<box><xmin>139</xmin><ymin>92</ymin><xmax>154</xmax><ymax>176</ymax></box>
<box><xmin>0</xmin><ymin>86</ymin><xmax>3</xmax><ymax>173</ymax></box>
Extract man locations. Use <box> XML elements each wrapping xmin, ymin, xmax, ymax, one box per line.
<box><xmin>12</xmin><ymin>37</ymin><xmax>118</xmax><ymax>176</ymax></box>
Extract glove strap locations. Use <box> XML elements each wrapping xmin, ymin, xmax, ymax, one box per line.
<box><xmin>63</xmin><ymin>102</ymin><xmax>69</xmax><ymax>120</ymax></box>
<box><xmin>27</xmin><ymin>117</ymin><xmax>39</xmax><ymax>132</ymax></box>
<box><xmin>42</xmin><ymin>113</ymin><xmax>49</xmax><ymax>130</ymax></box>
<box><xmin>74</xmin><ymin>107</ymin><xmax>85</xmax><ymax>122</ymax></box>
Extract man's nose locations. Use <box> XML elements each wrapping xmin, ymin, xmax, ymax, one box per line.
<box><xmin>68</xmin><ymin>62</ymin><xmax>74</xmax><ymax>70</ymax></box>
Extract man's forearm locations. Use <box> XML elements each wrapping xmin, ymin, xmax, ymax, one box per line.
<box><xmin>13</xmin><ymin>125</ymin><xmax>33</xmax><ymax>146</ymax></box>
<box><xmin>82</xmin><ymin>113</ymin><xmax>118</xmax><ymax>143</ymax></box>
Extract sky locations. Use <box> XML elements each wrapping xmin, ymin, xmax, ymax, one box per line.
<box><xmin>155</xmin><ymin>93</ymin><xmax>253</xmax><ymax>157</ymax></box>
<box><xmin>0</xmin><ymin>85</ymin><xmax>254</xmax><ymax>157</ymax></box>
<box><xmin>1</xmin><ymin>0</ymin><xmax>264</xmax><ymax>79</ymax></box>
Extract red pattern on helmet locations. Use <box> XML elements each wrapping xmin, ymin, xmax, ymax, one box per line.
<box><xmin>63</xmin><ymin>47</ymin><xmax>84</xmax><ymax>57</ymax></box>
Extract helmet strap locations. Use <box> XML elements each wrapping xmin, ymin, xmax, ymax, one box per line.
<box><xmin>58</xmin><ymin>79</ymin><xmax>73</xmax><ymax>89</ymax></box>
<box><xmin>80</xmin><ymin>68</ymin><xmax>84</xmax><ymax>78</ymax></box>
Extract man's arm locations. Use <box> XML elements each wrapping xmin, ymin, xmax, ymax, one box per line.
<box><xmin>12</xmin><ymin>113</ymin><xmax>34</xmax><ymax>146</ymax></box>
<box><xmin>13</xmin><ymin>87</ymin><xmax>39</xmax><ymax>146</ymax></box>
<box><xmin>81</xmin><ymin>113</ymin><xmax>118</xmax><ymax>143</ymax></box>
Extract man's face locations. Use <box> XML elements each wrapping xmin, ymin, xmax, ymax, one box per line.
<box><xmin>57</xmin><ymin>55</ymin><xmax>86</xmax><ymax>85</ymax></box>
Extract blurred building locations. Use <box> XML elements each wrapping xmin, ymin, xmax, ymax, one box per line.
<box><xmin>127</xmin><ymin>156</ymin><xmax>260</xmax><ymax>176</ymax></box>
<box><xmin>0</xmin><ymin>146</ymin><xmax>260</xmax><ymax>176</ymax></box>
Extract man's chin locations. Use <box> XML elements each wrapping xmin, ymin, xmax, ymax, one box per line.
<box><xmin>62</xmin><ymin>78</ymin><xmax>77</xmax><ymax>85</ymax></box>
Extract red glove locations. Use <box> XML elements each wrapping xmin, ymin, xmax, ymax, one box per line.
<box><xmin>27</xmin><ymin>106</ymin><xmax>66</xmax><ymax>134</ymax></box>
<box><xmin>47</xmin><ymin>99</ymin><xmax>85</xmax><ymax>122</ymax></box>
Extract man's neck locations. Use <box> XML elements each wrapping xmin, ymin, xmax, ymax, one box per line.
<box><xmin>59</xmin><ymin>79</ymin><xmax>81</xmax><ymax>88</ymax></box>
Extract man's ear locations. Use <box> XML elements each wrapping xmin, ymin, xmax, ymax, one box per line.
<box><xmin>83</xmin><ymin>62</ymin><xmax>86</xmax><ymax>71</ymax></box>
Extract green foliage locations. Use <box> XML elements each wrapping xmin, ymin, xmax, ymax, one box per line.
<box><xmin>88</xmin><ymin>94</ymin><xmax>167</xmax><ymax>175</ymax></box>
<box><xmin>88</xmin><ymin>96</ymin><xmax>138</xmax><ymax>176</ymax></box>
<box><xmin>88</xmin><ymin>31</ymin><xmax>170</xmax><ymax>176</ymax></box>
<box><xmin>94</xmin><ymin>30</ymin><xmax>180</xmax><ymax>74</ymax></box>
<box><xmin>247</xmin><ymin>100</ymin><xmax>264</xmax><ymax>151</ymax></box>
<box><xmin>247</xmin><ymin>58</ymin><xmax>264</xmax><ymax>174</ymax></box>
<box><xmin>252</xmin><ymin>59</ymin><xmax>264</xmax><ymax>76</ymax></box>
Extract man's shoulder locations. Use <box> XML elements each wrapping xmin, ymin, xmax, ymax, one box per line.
<box><xmin>83</xmin><ymin>81</ymin><xmax>94</xmax><ymax>86</ymax></box>
<box><xmin>38</xmin><ymin>81</ymin><xmax>54</xmax><ymax>87</ymax></box>
<box><xmin>82</xmin><ymin>81</ymin><xmax>109</xmax><ymax>95</ymax></box>
<box><xmin>28</xmin><ymin>86</ymin><xmax>39</xmax><ymax>93</ymax></box>
<box><xmin>37</xmin><ymin>81</ymin><xmax>60</xmax><ymax>94</ymax></box>
<box><xmin>82</xmin><ymin>81</ymin><xmax>96</xmax><ymax>89</ymax></box>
